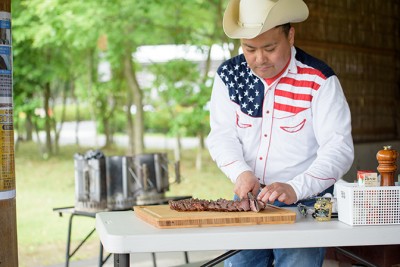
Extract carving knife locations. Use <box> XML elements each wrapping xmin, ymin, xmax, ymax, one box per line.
<box><xmin>247</xmin><ymin>192</ymin><xmax>260</xmax><ymax>212</ymax></box>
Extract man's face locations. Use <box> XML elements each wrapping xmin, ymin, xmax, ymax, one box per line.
<box><xmin>241</xmin><ymin>26</ymin><xmax>294</xmax><ymax>79</ymax></box>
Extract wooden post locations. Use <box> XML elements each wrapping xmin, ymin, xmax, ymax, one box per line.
<box><xmin>0</xmin><ymin>0</ymin><xmax>18</xmax><ymax>266</ymax></box>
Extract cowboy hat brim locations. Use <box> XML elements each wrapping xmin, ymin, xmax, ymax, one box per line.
<box><xmin>223</xmin><ymin>0</ymin><xmax>309</xmax><ymax>39</ymax></box>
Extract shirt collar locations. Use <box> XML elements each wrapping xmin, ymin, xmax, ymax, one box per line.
<box><xmin>288</xmin><ymin>46</ymin><xmax>298</xmax><ymax>74</ymax></box>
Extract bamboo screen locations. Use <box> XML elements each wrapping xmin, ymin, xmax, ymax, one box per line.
<box><xmin>295</xmin><ymin>0</ymin><xmax>400</xmax><ymax>143</ymax></box>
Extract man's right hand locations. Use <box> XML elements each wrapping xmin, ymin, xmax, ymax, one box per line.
<box><xmin>234</xmin><ymin>171</ymin><xmax>260</xmax><ymax>199</ymax></box>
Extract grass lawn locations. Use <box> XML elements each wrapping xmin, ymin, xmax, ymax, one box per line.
<box><xmin>15</xmin><ymin>141</ymin><xmax>232</xmax><ymax>267</ymax></box>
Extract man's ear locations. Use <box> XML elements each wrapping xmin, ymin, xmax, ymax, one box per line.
<box><xmin>289</xmin><ymin>27</ymin><xmax>295</xmax><ymax>46</ymax></box>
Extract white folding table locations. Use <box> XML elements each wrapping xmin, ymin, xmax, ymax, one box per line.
<box><xmin>96</xmin><ymin>208</ymin><xmax>400</xmax><ymax>267</ymax></box>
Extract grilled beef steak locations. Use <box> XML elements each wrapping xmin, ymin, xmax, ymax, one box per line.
<box><xmin>169</xmin><ymin>198</ymin><xmax>265</xmax><ymax>212</ymax></box>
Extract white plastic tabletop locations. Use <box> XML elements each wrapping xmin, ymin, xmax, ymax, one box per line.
<box><xmin>96</xmin><ymin>207</ymin><xmax>400</xmax><ymax>254</ymax></box>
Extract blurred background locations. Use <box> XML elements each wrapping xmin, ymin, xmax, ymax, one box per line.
<box><xmin>8</xmin><ymin>0</ymin><xmax>400</xmax><ymax>266</ymax></box>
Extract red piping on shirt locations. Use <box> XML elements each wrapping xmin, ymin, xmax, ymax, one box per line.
<box><xmin>305</xmin><ymin>172</ymin><xmax>337</xmax><ymax>181</ymax></box>
<box><xmin>280</xmin><ymin>119</ymin><xmax>306</xmax><ymax>133</ymax></box>
<box><xmin>236</xmin><ymin>113</ymin><xmax>252</xmax><ymax>128</ymax></box>
<box><xmin>221</xmin><ymin>160</ymin><xmax>238</xmax><ymax>168</ymax></box>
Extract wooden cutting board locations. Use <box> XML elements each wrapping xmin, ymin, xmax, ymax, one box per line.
<box><xmin>134</xmin><ymin>204</ymin><xmax>296</xmax><ymax>229</ymax></box>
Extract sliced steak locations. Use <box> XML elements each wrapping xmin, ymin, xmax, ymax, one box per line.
<box><xmin>169</xmin><ymin>198</ymin><xmax>265</xmax><ymax>212</ymax></box>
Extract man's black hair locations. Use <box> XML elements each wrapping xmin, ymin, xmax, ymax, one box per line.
<box><xmin>277</xmin><ymin>23</ymin><xmax>291</xmax><ymax>36</ymax></box>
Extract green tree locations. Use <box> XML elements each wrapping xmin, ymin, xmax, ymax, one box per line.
<box><xmin>12</xmin><ymin>0</ymin><xmax>105</xmax><ymax>156</ymax></box>
<box><xmin>12</xmin><ymin>0</ymin><xmax>235</xmax><ymax>159</ymax></box>
<box><xmin>148</xmin><ymin>59</ymin><xmax>200</xmax><ymax>160</ymax></box>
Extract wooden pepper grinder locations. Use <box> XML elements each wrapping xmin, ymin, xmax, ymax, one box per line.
<box><xmin>376</xmin><ymin>145</ymin><xmax>398</xmax><ymax>186</ymax></box>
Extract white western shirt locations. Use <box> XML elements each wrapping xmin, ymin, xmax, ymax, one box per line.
<box><xmin>207</xmin><ymin>46</ymin><xmax>354</xmax><ymax>201</ymax></box>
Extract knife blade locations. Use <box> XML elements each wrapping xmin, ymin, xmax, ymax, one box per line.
<box><xmin>247</xmin><ymin>192</ymin><xmax>260</xmax><ymax>212</ymax></box>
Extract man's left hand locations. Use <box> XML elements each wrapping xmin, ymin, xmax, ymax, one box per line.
<box><xmin>257</xmin><ymin>182</ymin><xmax>297</xmax><ymax>205</ymax></box>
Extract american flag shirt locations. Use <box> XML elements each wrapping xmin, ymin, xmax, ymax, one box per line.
<box><xmin>207</xmin><ymin>46</ymin><xmax>354</xmax><ymax>201</ymax></box>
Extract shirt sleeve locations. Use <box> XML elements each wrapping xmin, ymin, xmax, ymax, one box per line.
<box><xmin>206</xmin><ymin>74</ymin><xmax>253</xmax><ymax>183</ymax></box>
<box><xmin>286</xmin><ymin>75</ymin><xmax>354</xmax><ymax>201</ymax></box>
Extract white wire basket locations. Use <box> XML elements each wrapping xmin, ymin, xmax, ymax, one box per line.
<box><xmin>336</xmin><ymin>183</ymin><xmax>400</xmax><ymax>226</ymax></box>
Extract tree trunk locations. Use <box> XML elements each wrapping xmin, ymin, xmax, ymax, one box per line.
<box><xmin>53</xmin><ymin>81</ymin><xmax>69</xmax><ymax>154</ymax></box>
<box><xmin>194</xmin><ymin>44</ymin><xmax>214</xmax><ymax>172</ymax></box>
<box><xmin>44</xmin><ymin>81</ymin><xmax>53</xmax><ymax>156</ymax></box>
<box><xmin>73</xmin><ymin>86</ymin><xmax>81</xmax><ymax>146</ymax></box>
<box><xmin>174</xmin><ymin>132</ymin><xmax>182</xmax><ymax>162</ymax></box>
<box><xmin>87</xmin><ymin>49</ymin><xmax>99</xmax><ymax>147</ymax></box>
<box><xmin>202</xmin><ymin>45</ymin><xmax>212</xmax><ymax>83</ymax></box>
<box><xmin>229</xmin><ymin>39</ymin><xmax>241</xmax><ymax>57</ymax></box>
<box><xmin>126</xmin><ymin>89</ymin><xmax>135</xmax><ymax>155</ymax></box>
<box><xmin>196</xmin><ymin>132</ymin><xmax>205</xmax><ymax>171</ymax></box>
<box><xmin>33</xmin><ymin>117</ymin><xmax>45</xmax><ymax>155</ymax></box>
<box><xmin>103</xmin><ymin>116</ymin><xmax>113</xmax><ymax>147</ymax></box>
<box><xmin>25</xmin><ymin>112</ymin><xmax>33</xmax><ymax>141</ymax></box>
<box><xmin>123</xmin><ymin>50</ymin><xmax>144</xmax><ymax>154</ymax></box>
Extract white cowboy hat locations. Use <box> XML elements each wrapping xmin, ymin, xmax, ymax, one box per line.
<box><xmin>223</xmin><ymin>0</ymin><xmax>309</xmax><ymax>39</ymax></box>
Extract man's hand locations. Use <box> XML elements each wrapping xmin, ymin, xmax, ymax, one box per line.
<box><xmin>257</xmin><ymin>182</ymin><xmax>297</xmax><ymax>205</ymax></box>
<box><xmin>234</xmin><ymin>171</ymin><xmax>260</xmax><ymax>199</ymax></box>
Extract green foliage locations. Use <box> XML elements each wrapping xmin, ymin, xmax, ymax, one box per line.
<box><xmin>11</xmin><ymin>0</ymin><xmax>232</xmax><ymax>151</ymax></box>
<box><xmin>96</xmin><ymin>109</ymin><xmax>127</xmax><ymax>134</ymax></box>
<box><xmin>11</xmin><ymin>1</ymin><xmax>236</xmax><ymax>263</ymax></box>
<box><xmin>144</xmin><ymin>109</ymin><xmax>170</xmax><ymax>134</ymax></box>
<box><xmin>146</xmin><ymin>59</ymin><xmax>207</xmax><ymax>137</ymax></box>
<box><xmin>53</xmin><ymin>104</ymin><xmax>92</xmax><ymax>122</ymax></box>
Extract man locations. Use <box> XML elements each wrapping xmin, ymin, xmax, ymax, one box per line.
<box><xmin>206</xmin><ymin>0</ymin><xmax>354</xmax><ymax>266</ymax></box>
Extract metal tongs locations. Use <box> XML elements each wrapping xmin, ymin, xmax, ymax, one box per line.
<box><xmin>247</xmin><ymin>192</ymin><xmax>260</xmax><ymax>212</ymax></box>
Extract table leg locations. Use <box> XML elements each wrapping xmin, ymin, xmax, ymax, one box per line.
<box><xmin>114</xmin><ymin>253</ymin><xmax>130</xmax><ymax>267</ymax></box>
<box><xmin>200</xmin><ymin>250</ymin><xmax>241</xmax><ymax>267</ymax></box>
<box><xmin>99</xmin><ymin>242</ymin><xmax>113</xmax><ymax>267</ymax></box>
<box><xmin>151</xmin><ymin>252</ymin><xmax>157</xmax><ymax>267</ymax></box>
<box><xmin>64</xmin><ymin>213</ymin><xmax>98</xmax><ymax>266</ymax></box>
<box><xmin>99</xmin><ymin>242</ymin><xmax>103</xmax><ymax>267</ymax></box>
<box><xmin>334</xmin><ymin>247</ymin><xmax>379</xmax><ymax>267</ymax></box>
<box><xmin>184</xmin><ymin>251</ymin><xmax>189</xmax><ymax>263</ymax></box>
<box><xmin>65</xmin><ymin>214</ymin><xmax>74</xmax><ymax>267</ymax></box>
